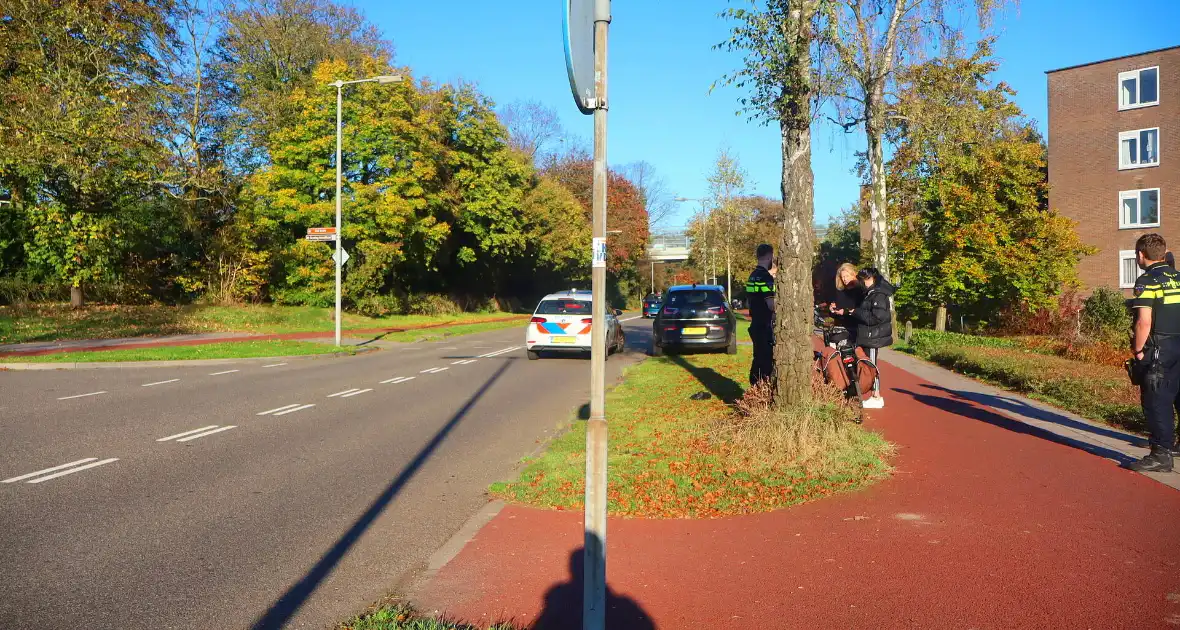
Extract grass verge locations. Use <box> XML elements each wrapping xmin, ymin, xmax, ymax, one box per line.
<box><xmin>0</xmin><ymin>303</ymin><xmax>521</xmax><ymax>344</ymax></box>
<box><xmin>1</xmin><ymin>340</ymin><xmax>347</xmax><ymax>363</ymax></box>
<box><xmin>490</xmin><ymin>346</ymin><xmax>891</xmax><ymax>518</ymax></box>
<box><xmin>372</xmin><ymin>318</ymin><xmax>525</xmax><ymax>344</ymax></box>
<box><xmin>899</xmin><ymin>331</ymin><xmax>1143</xmax><ymax>434</ymax></box>
<box><xmin>340</xmin><ymin>605</ymin><xmax>517</xmax><ymax>630</ymax></box>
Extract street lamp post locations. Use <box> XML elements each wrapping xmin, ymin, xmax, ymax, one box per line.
<box><xmin>330</xmin><ymin>74</ymin><xmax>402</xmax><ymax>347</ymax></box>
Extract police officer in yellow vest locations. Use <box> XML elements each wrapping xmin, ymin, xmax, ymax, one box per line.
<box><xmin>1127</xmin><ymin>233</ymin><xmax>1180</xmax><ymax>472</ymax></box>
<box><xmin>745</xmin><ymin>244</ymin><xmax>776</xmax><ymax>386</ymax></box>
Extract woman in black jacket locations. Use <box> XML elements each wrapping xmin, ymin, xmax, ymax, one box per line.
<box><xmin>834</xmin><ymin>267</ymin><xmax>894</xmax><ymax>408</ymax></box>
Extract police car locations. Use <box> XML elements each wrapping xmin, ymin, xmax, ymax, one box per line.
<box><xmin>525</xmin><ymin>290</ymin><xmax>625</xmax><ymax>360</ymax></box>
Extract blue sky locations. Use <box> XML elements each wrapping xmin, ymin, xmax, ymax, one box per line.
<box><xmin>363</xmin><ymin>0</ymin><xmax>1179</xmax><ymax>230</ymax></box>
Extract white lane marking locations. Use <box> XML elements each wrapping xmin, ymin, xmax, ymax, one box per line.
<box><xmin>442</xmin><ymin>346</ymin><xmax>459</xmax><ymax>350</ymax></box>
<box><xmin>380</xmin><ymin>376</ymin><xmax>415</xmax><ymax>384</ymax></box>
<box><xmin>451</xmin><ymin>360</ymin><xmax>466</xmax><ymax>365</ymax></box>
<box><xmin>142</xmin><ymin>379</ymin><xmax>180</xmax><ymax>387</ymax></box>
<box><xmin>459</xmin><ymin>359</ymin><xmax>477</xmax><ymax>364</ymax></box>
<box><xmin>420</xmin><ymin>367</ymin><xmax>440</xmax><ymax>373</ymax></box>
<box><xmin>619</xmin><ymin>315</ymin><xmax>642</xmax><ymax>322</ymax></box>
<box><xmin>339</xmin><ymin>388</ymin><xmax>372</xmax><ymax>398</ymax></box>
<box><xmin>272</xmin><ymin>403</ymin><xmax>315</xmax><ymax>416</ymax></box>
<box><xmin>478</xmin><ymin>346</ymin><xmax>521</xmax><ymax>358</ymax></box>
<box><xmin>327</xmin><ymin>388</ymin><xmax>360</xmax><ymax>398</ymax></box>
<box><xmin>157</xmin><ymin>425</ymin><xmax>220</xmax><ymax>442</ymax></box>
<box><xmin>176</xmin><ymin>425</ymin><xmax>237</xmax><ymax>442</ymax></box>
<box><xmin>208</xmin><ymin>369</ymin><xmax>240</xmax><ymax>376</ymax></box>
<box><xmin>57</xmin><ymin>391</ymin><xmax>107</xmax><ymax>401</ymax></box>
<box><xmin>26</xmin><ymin>458</ymin><xmax>119</xmax><ymax>484</ymax></box>
<box><xmin>3</xmin><ymin>458</ymin><xmax>98</xmax><ymax>483</ymax></box>
<box><xmin>257</xmin><ymin>403</ymin><xmax>302</xmax><ymax>416</ymax></box>
<box><xmin>262</xmin><ymin>363</ymin><xmax>287</xmax><ymax>368</ymax></box>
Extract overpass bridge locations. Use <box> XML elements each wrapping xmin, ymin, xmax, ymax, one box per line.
<box><xmin>646</xmin><ymin>232</ymin><xmax>691</xmax><ymax>262</ymax></box>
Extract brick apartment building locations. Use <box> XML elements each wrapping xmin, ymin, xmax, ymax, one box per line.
<box><xmin>1047</xmin><ymin>45</ymin><xmax>1180</xmax><ymax>293</ymax></box>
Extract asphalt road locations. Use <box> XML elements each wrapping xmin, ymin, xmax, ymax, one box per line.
<box><xmin>0</xmin><ymin>315</ymin><xmax>654</xmax><ymax>630</ymax></box>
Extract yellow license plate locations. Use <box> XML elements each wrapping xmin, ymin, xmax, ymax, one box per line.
<box><xmin>682</xmin><ymin>327</ymin><xmax>707</xmax><ymax>335</ymax></box>
<box><xmin>551</xmin><ymin>336</ymin><xmax>576</xmax><ymax>344</ymax></box>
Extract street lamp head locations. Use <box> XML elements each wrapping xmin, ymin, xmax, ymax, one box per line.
<box><xmin>673</xmin><ymin>197</ymin><xmax>699</xmax><ymax>202</ymax></box>
<box><xmin>375</xmin><ymin>75</ymin><xmax>403</xmax><ymax>84</ymax></box>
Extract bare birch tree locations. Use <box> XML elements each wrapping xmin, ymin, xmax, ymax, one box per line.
<box><xmin>828</xmin><ymin>0</ymin><xmax>1010</xmax><ymax>279</ymax></box>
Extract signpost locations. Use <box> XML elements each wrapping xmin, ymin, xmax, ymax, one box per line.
<box><xmin>565</xmin><ymin>1</ymin><xmax>610</xmax><ymax>629</ymax></box>
<box><xmin>305</xmin><ymin>227</ymin><xmax>338</xmax><ymax>242</ymax></box>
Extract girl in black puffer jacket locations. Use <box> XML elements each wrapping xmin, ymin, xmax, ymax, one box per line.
<box><xmin>840</xmin><ymin>268</ymin><xmax>894</xmax><ymax>408</ymax></box>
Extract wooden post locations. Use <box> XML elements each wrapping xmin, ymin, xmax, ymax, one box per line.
<box><xmin>904</xmin><ymin>320</ymin><xmax>912</xmax><ymax>345</ymax></box>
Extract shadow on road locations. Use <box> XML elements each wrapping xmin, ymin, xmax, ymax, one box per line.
<box><xmin>249</xmin><ymin>361</ymin><xmax>514</xmax><ymax>630</ymax></box>
<box><xmin>532</xmin><ymin>542</ymin><xmax>656</xmax><ymax>630</ymax></box>
<box><xmin>895</xmin><ymin>387</ymin><xmax>1137</xmax><ymax>465</ymax></box>
<box><xmin>919</xmin><ymin>383</ymin><xmax>1148</xmax><ymax>448</ymax></box>
<box><xmin>665</xmin><ymin>354</ymin><xmax>743</xmax><ymax>404</ymax></box>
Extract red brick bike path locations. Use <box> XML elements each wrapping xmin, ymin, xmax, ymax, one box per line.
<box><xmin>413</xmin><ymin>357</ymin><xmax>1180</xmax><ymax>629</ymax></box>
<box><xmin>0</xmin><ymin>316</ymin><xmax>526</xmax><ymax>358</ymax></box>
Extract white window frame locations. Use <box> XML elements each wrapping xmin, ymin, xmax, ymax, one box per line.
<box><xmin>1118</xmin><ymin>127</ymin><xmax>1161</xmax><ymax>170</ymax></box>
<box><xmin>1118</xmin><ymin>66</ymin><xmax>1160</xmax><ymax>111</ymax></box>
<box><xmin>1119</xmin><ymin>250</ymin><xmax>1139</xmax><ymax>289</ymax></box>
<box><xmin>1118</xmin><ymin>188</ymin><xmax>1162</xmax><ymax>230</ymax></box>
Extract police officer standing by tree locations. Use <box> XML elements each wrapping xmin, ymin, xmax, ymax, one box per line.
<box><xmin>745</xmin><ymin>243</ymin><xmax>776</xmax><ymax>386</ymax></box>
<box><xmin>1127</xmin><ymin>233</ymin><xmax>1180</xmax><ymax>472</ymax></box>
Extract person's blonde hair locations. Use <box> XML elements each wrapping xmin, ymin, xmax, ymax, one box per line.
<box><xmin>835</xmin><ymin>263</ymin><xmax>859</xmax><ymax>290</ymax></box>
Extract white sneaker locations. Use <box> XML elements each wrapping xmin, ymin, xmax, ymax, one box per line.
<box><xmin>862</xmin><ymin>396</ymin><xmax>884</xmax><ymax>409</ymax></box>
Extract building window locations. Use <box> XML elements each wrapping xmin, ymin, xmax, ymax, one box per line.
<box><xmin>1120</xmin><ymin>188</ymin><xmax>1161</xmax><ymax>229</ymax></box>
<box><xmin>1119</xmin><ymin>128</ymin><xmax>1160</xmax><ymax>169</ymax></box>
<box><xmin>1119</xmin><ymin>66</ymin><xmax>1159</xmax><ymax>110</ymax></box>
<box><xmin>1120</xmin><ymin>250</ymin><xmax>1140</xmax><ymax>288</ymax></box>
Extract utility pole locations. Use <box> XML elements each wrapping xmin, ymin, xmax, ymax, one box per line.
<box><xmin>584</xmin><ymin>1</ymin><xmax>610</xmax><ymax>627</ymax></box>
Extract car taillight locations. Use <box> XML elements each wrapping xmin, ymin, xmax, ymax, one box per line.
<box><xmin>664</xmin><ymin>326</ymin><xmax>678</xmax><ymax>331</ymax></box>
<box><xmin>707</xmin><ymin>306</ymin><xmax>727</xmax><ymax>315</ymax></box>
<box><xmin>530</xmin><ymin>317</ymin><xmax>547</xmax><ymax>323</ymax></box>
<box><xmin>663</xmin><ymin>306</ymin><xmax>679</xmax><ymax>315</ymax></box>
<box><xmin>581</xmin><ymin>318</ymin><xmax>593</xmax><ymax>324</ymax></box>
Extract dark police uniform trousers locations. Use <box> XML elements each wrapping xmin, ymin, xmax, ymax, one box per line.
<box><xmin>745</xmin><ymin>266</ymin><xmax>775</xmax><ymax>386</ymax></box>
<box><xmin>1131</xmin><ymin>262</ymin><xmax>1180</xmax><ymax>451</ymax></box>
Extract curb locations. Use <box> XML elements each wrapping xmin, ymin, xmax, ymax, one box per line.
<box><xmin>394</xmin><ymin>500</ymin><xmax>506</xmax><ymax>605</ymax></box>
<box><xmin>0</xmin><ymin>347</ymin><xmax>375</xmax><ymax>370</ymax></box>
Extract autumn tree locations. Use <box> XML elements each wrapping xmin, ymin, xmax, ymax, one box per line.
<box><xmin>828</xmin><ymin>0</ymin><xmax>1010</xmax><ymax>280</ymax></box>
<box><xmin>719</xmin><ymin>0</ymin><xmax>829</xmax><ymax>405</ymax></box>
<box><xmin>0</xmin><ymin>0</ymin><xmax>178</xmax><ymax>306</ymax></box>
<box><xmin>211</xmin><ymin>0</ymin><xmax>391</xmax><ymax>171</ymax></box>
<box><xmin>887</xmin><ymin>42</ymin><xmax>1092</xmax><ymax>326</ymax></box>
<box><xmin>544</xmin><ymin>154</ymin><xmax>650</xmax><ymax>305</ymax></box>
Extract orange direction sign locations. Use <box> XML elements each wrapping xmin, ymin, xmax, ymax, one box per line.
<box><xmin>306</xmin><ymin>227</ymin><xmax>337</xmax><ymax>242</ymax></box>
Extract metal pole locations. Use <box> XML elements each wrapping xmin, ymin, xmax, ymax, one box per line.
<box><xmin>650</xmin><ymin>260</ymin><xmax>654</xmax><ymax>295</ymax></box>
<box><xmin>334</xmin><ymin>84</ymin><xmax>343</xmax><ymax>347</ymax></box>
<box><xmin>584</xmin><ymin>1</ymin><xmax>609</xmax><ymax>628</ymax></box>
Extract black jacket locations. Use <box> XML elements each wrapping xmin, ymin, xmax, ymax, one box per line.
<box><xmin>832</xmin><ymin>286</ymin><xmax>862</xmax><ymax>335</ymax></box>
<box><xmin>852</xmin><ymin>279</ymin><xmax>895</xmax><ymax>349</ymax></box>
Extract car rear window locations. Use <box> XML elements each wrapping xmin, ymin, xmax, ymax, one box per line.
<box><xmin>667</xmin><ymin>290</ymin><xmax>724</xmax><ymax>307</ymax></box>
<box><xmin>535</xmin><ymin>299</ymin><xmax>592</xmax><ymax>315</ymax></box>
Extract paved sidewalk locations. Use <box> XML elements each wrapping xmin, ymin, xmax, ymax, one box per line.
<box><xmin>0</xmin><ymin>316</ymin><xmax>524</xmax><ymax>358</ymax></box>
<box><xmin>411</xmin><ymin>351</ymin><xmax>1180</xmax><ymax>629</ymax></box>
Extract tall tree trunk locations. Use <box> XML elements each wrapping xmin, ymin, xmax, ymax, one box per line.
<box><xmin>772</xmin><ymin>11</ymin><xmax>817</xmax><ymax>408</ymax></box>
<box><xmin>934</xmin><ymin>304</ymin><xmax>947</xmax><ymax>332</ymax></box>
<box><xmin>865</xmin><ymin>87</ymin><xmax>889</xmax><ymax>279</ymax></box>
<box><xmin>71</xmin><ymin>284</ymin><xmax>85</xmax><ymax>309</ymax></box>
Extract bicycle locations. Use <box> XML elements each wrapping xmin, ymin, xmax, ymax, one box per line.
<box><xmin>813</xmin><ymin>324</ymin><xmax>880</xmax><ymax>423</ymax></box>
